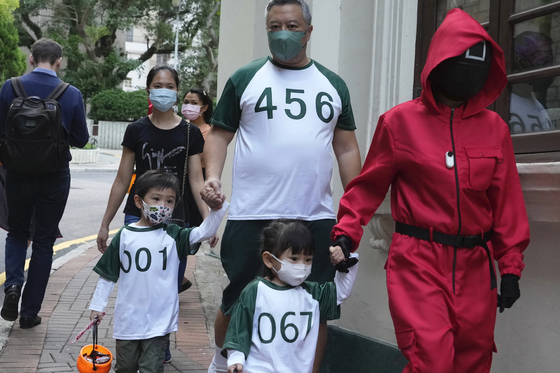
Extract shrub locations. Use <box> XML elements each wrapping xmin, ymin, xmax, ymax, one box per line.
<box><xmin>89</xmin><ymin>89</ymin><xmax>148</xmax><ymax>122</ymax></box>
<box><xmin>0</xmin><ymin>10</ymin><xmax>26</xmax><ymax>82</ymax></box>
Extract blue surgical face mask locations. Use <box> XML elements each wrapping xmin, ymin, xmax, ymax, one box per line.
<box><xmin>149</xmin><ymin>88</ymin><xmax>178</xmax><ymax>112</ymax></box>
<box><xmin>268</xmin><ymin>30</ymin><xmax>307</xmax><ymax>61</ymax></box>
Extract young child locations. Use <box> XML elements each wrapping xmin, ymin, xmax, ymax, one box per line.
<box><xmin>88</xmin><ymin>169</ymin><xmax>227</xmax><ymax>373</ymax></box>
<box><xmin>223</xmin><ymin>220</ymin><xmax>358</xmax><ymax>373</ymax></box>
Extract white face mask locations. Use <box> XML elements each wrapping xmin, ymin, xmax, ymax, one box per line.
<box><xmin>141</xmin><ymin>200</ymin><xmax>173</xmax><ymax>225</ymax></box>
<box><xmin>271</xmin><ymin>254</ymin><xmax>312</xmax><ymax>286</ymax></box>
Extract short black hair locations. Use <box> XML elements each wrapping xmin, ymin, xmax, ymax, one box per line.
<box><xmin>32</xmin><ymin>38</ymin><xmax>63</xmax><ymax>65</ymax></box>
<box><xmin>134</xmin><ymin>170</ymin><xmax>181</xmax><ymax>200</ymax></box>
<box><xmin>184</xmin><ymin>88</ymin><xmax>214</xmax><ymax>123</ymax></box>
<box><xmin>146</xmin><ymin>65</ymin><xmax>180</xmax><ymax>88</ymax></box>
<box><xmin>261</xmin><ymin>219</ymin><xmax>315</xmax><ymax>279</ymax></box>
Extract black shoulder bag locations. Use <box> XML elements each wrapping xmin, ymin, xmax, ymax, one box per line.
<box><xmin>167</xmin><ymin>123</ymin><xmax>190</xmax><ymax>226</ymax></box>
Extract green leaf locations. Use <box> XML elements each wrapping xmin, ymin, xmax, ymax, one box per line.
<box><xmin>11</xmin><ymin>0</ymin><xmax>221</xmax><ymax>99</ymax></box>
<box><xmin>0</xmin><ymin>11</ymin><xmax>26</xmax><ymax>81</ymax></box>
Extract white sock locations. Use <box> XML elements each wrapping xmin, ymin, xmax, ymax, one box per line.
<box><xmin>207</xmin><ymin>344</ymin><xmax>228</xmax><ymax>373</ymax></box>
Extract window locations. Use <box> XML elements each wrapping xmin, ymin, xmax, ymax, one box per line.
<box><xmin>415</xmin><ymin>0</ymin><xmax>560</xmax><ymax>159</ymax></box>
<box><xmin>157</xmin><ymin>54</ymin><xmax>170</xmax><ymax>66</ymax></box>
<box><xmin>123</xmin><ymin>78</ymin><xmax>132</xmax><ymax>89</ymax></box>
<box><xmin>126</xmin><ymin>27</ymin><xmax>134</xmax><ymax>43</ymax></box>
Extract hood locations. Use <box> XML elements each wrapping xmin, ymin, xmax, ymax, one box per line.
<box><xmin>421</xmin><ymin>8</ymin><xmax>507</xmax><ymax>117</ymax></box>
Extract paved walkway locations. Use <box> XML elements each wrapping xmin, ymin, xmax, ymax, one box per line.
<box><xmin>0</xmin><ymin>241</ymin><xmax>227</xmax><ymax>373</ymax></box>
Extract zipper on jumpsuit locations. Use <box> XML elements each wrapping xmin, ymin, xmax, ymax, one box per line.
<box><xmin>449</xmin><ymin>108</ymin><xmax>462</xmax><ymax>294</ymax></box>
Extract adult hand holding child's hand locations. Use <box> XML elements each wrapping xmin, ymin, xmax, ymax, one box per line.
<box><xmin>201</xmin><ymin>179</ymin><xmax>226</xmax><ymax>210</ymax></box>
<box><xmin>330</xmin><ymin>235</ymin><xmax>358</xmax><ymax>272</ymax></box>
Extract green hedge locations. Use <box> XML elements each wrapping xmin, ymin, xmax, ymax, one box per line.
<box><xmin>89</xmin><ymin>89</ymin><xmax>148</xmax><ymax>122</ymax></box>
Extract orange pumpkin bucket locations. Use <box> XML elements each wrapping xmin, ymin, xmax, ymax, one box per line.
<box><xmin>76</xmin><ymin>320</ymin><xmax>112</xmax><ymax>373</ymax></box>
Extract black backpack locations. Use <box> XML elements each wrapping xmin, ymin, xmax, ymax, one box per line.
<box><xmin>0</xmin><ymin>76</ymin><xmax>69</xmax><ymax>176</ymax></box>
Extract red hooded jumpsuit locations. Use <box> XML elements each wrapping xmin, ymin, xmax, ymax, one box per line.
<box><xmin>332</xmin><ymin>9</ymin><xmax>530</xmax><ymax>373</ymax></box>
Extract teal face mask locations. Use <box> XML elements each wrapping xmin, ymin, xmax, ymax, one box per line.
<box><xmin>268</xmin><ymin>30</ymin><xmax>306</xmax><ymax>61</ymax></box>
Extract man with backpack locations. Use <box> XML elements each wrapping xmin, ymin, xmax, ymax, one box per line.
<box><xmin>0</xmin><ymin>38</ymin><xmax>89</xmax><ymax>329</ymax></box>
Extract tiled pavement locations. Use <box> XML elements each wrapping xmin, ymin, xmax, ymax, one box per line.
<box><xmin>0</xmin><ymin>243</ymin><xmax>225</xmax><ymax>373</ymax></box>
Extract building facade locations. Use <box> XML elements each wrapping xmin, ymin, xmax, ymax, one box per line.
<box><xmin>216</xmin><ymin>1</ymin><xmax>560</xmax><ymax>372</ymax></box>
<box><xmin>120</xmin><ymin>26</ymin><xmax>161</xmax><ymax>92</ymax></box>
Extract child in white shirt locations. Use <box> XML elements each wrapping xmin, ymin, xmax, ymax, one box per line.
<box><xmin>223</xmin><ymin>219</ymin><xmax>358</xmax><ymax>373</ymax></box>
<box><xmin>88</xmin><ymin>169</ymin><xmax>227</xmax><ymax>373</ymax></box>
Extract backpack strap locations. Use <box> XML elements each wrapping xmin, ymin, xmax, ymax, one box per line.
<box><xmin>10</xmin><ymin>77</ymin><xmax>28</xmax><ymax>98</ymax></box>
<box><xmin>46</xmin><ymin>81</ymin><xmax>70</xmax><ymax>101</ymax></box>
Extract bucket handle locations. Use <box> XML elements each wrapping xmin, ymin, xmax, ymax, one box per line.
<box><xmin>91</xmin><ymin>317</ymin><xmax>99</xmax><ymax>371</ymax></box>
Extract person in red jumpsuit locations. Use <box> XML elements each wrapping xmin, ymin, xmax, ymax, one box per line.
<box><xmin>330</xmin><ymin>9</ymin><xmax>530</xmax><ymax>373</ymax></box>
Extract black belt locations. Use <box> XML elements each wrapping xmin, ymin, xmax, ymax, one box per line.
<box><xmin>395</xmin><ymin>222</ymin><xmax>496</xmax><ymax>290</ymax></box>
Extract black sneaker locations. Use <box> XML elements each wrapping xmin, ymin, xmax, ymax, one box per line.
<box><xmin>179</xmin><ymin>279</ymin><xmax>192</xmax><ymax>294</ymax></box>
<box><xmin>1</xmin><ymin>285</ymin><xmax>21</xmax><ymax>321</ymax></box>
<box><xmin>164</xmin><ymin>347</ymin><xmax>172</xmax><ymax>363</ymax></box>
<box><xmin>20</xmin><ymin>315</ymin><xmax>41</xmax><ymax>329</ymax></box>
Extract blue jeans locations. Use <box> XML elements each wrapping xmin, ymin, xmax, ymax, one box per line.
<box><xmin>4</xmin><ymin>169</ymin><xmax>71</xmax><ymax>318</ymax></box>
<box><xmin>124</xmin><ymin>214</ymin><xmax>187</xmax><ymax>292</ymax></box>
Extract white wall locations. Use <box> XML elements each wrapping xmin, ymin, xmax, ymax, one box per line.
<box><xmin>307</xmin><ymin>0</ymin><xmax>419</xmax><ymax>344</ymax></box>
<box><xmin>492</xmin><ymin>163</ymin><xmax>560</xmax><ymax>373</ymax></box>
<box><xmin>215</xmin><ymin>0</ymin><xmax>271</xmax><ymax>224</ymax></box>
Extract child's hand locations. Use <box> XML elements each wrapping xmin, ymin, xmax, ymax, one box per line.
<box><xmin>200</xmin><ymin>185</ymin><xmax>226</xmax><ymax>210</ymax></box>
<box><xmin>228</xmin><ymin>363</ymin><xmax>243</xmax><ymax>373</ymax></box>
<box><xmin>330</xmin><ymin>235</ymin><xmax>358</xmax><ymax>273</ymax></box>
<box><xmin>90</xmin><ymin>311</ymin><xmax>104</xmax><ymax>324</ymax></box>
<box><xmin>329</xmin><ymin>246</ymin><xmax>346</xmax><ymax>265</ymax></box>
<box><xmin>211</xmin><ymin>193</ymin><xmax>227</xmax><ymax>210</ymax></box>
<box><xmin>208</xmin><ymin>233</ymin><xmax>220</xmax><ymax>248</ymax></box>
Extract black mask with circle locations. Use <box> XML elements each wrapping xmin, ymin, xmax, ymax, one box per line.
<box><xmin>429</xmin><ymin>41</ymin><xmax>492</xmax><ymax>102</ymax></box>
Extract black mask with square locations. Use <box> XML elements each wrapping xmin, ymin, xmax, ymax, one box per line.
<box><xmin>429</xmin><ymin>41</ymin><xmax>492</xmax><ymax>102</ymax></box>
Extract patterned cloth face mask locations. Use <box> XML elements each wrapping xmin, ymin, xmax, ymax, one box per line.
<box><xmin>142</xmin><ymin>200</ymin><xmax>173</xmax><ymax>224</ymax></box>
<box><xmin>271</xmin><ymin>253</ymin><xmax>312</xmax><ymax>286</ymax></box>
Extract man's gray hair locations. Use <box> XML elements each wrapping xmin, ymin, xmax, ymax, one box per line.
<box><xmin>265</xmin><ymin>0</ymin><xmax>312</xmax><ymax>26</ymax></box>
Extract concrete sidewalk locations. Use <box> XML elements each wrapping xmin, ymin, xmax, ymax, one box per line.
<box><xmin>0</xmin><ymin>241</ymin><xmax>227</xmax><ymax>373</ymax></box>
